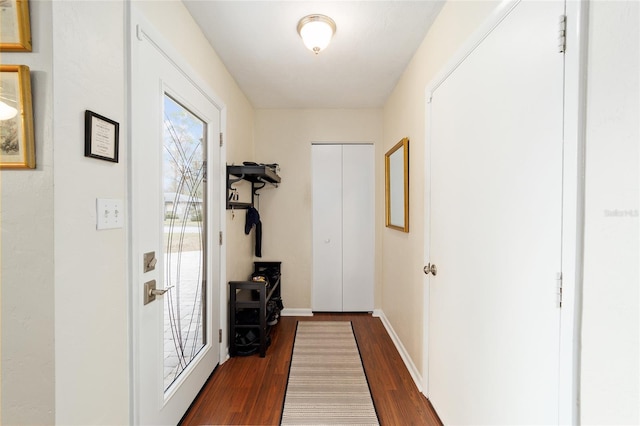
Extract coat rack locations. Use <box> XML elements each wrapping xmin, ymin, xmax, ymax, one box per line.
<box><xmin>227</xmin><ymin>163</ymin><xmax>280</xmax><ymax>210</ymax></box>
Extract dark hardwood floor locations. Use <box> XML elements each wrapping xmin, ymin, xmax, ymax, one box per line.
<box><xmin>180</xmin><ymin>313</ymin><xmax>442</xmax><ymax>425</ymax></box>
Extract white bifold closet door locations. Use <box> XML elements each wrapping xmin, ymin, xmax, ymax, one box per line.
<box><xmin>312</xmin><ymin>144</ymin><xmax>375</xmax><ymax>312</ymax></box>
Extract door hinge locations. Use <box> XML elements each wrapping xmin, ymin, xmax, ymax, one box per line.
<box><xmin>558</xmin><ymin>15</ymin><xmax>567</xmax><ymax>53</ymax></box>
<box><xmin>219</xmin><ymin>329</ymin><xmax>222</xmax><ymax>343</ymax></box>
<box><xmin>219</xmin><ymin>132</ymin><xmax>224</xmax><ymax>147</ymax></box>
<box><xmin>219</xmin><ymin>231</ymin><xmax>223</xmax><ymax>246</ymax></box>
<box><xmin>556</xmin><ymin>272</ymin><xmax>563</xmax><ymax>308</ymax></box>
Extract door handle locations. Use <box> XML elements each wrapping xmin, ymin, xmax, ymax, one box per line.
<box><xmin>149</xmin><ymin>285</ymin><xmax>174</xmax><ymax>296</ymax></box>
<box><xmin>423</xmin><ymin>263</ymin><xmax>437</xmax><ymax>276</ymax></box>
<box><xmin>143</xmin><ymin>280</ymin><xmax>175</xmax><ymax>305</ymax></box>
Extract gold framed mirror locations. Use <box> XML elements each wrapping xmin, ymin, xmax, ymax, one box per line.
<box><xmin>385</xmin><ymin>137</ymin><xmax>409</xmax><ymax>232</ymax></box>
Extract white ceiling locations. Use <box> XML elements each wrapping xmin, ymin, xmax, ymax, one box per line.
<box><xmin>183</xmin><ymin>1</ymin><xmax>445</xmax><ymax>109</ymax></box>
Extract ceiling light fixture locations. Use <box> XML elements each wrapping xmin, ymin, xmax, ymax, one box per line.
<box><xmin>297</xmin><ymin>14</ymin><xmax>336</xmax><ymax>55</ymax></box>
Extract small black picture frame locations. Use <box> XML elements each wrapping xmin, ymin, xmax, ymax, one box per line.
<box><xmin>84</xmin><ymin>110</ymin><xmax>119</xmax><ymax>163</ymax></box>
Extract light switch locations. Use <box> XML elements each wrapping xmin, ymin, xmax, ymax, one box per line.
<box><xmin>97</xmin><ymin>198</ymin><xmax>124</xmax><ymax>230</ymax></box>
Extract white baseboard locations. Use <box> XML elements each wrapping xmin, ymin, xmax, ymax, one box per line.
<box><xmin>281</xmin><ymin>308</ymin><xmax>313</xmax><ymax>317</ymax></box>
<box><xmin>219</xmin><ymin>351</ymin><xmax>230</xmax><ymax>365</ymax></box>
<box><xmin>375</xmin><ymin>309</ymin><xmax>423</xmax><ymax>393</ymax></box>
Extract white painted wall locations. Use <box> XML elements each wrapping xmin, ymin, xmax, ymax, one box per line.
<box><xmin>254</xmin><ymin>109</ymin><xmax>384</xmax><ymax>311</ymax></box>
<box><xmin>581</xmin><ymin>1</ymin><xmax>639</xmax><ymax>423</ymax></box>
<box><xmin>52</xmin><ymin>1</ymin><xmax>129</xmax><ymax>424</ymax></box>
<box><xmin>0</xmin><ymin>0</ymin><xmax>55</xmax><ymax>424</ymax></box>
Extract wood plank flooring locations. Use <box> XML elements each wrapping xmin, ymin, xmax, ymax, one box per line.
<box><xmin>180</xmin><ymin>313</ymin><xmax>442</xmax><ymax>425</ymax></box>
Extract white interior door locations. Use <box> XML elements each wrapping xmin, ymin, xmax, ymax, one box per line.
<box><xmin>312</xmin><ymin>144</ymin><xmax>374</xmax><ymax>312</ymax></box>
<box><xmin>131</xmin><ymin>19</ymin><xmax>221</xmax><ymax>425</ymax></box>
<box><xmin>312</xmin><ymin>144</ymin><xmax>343</xmax><ymax>311</ymax></box>
<box><xmin>342</xmin><ymin>145</ymin><xmax>374</xmax><ymax>311</ymax></box>
<box><xmin>425</xmin><ymin>1</ymin><xmax>564</xmax><ymax>424</ymax></box>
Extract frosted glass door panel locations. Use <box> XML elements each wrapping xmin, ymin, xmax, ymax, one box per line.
<box><xmin>162</xmin><ymin>94</ymin><xmax>206</xmax><ymax>390</ymax></box>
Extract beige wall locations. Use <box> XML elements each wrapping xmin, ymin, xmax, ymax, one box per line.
<box><xmin>254</xmin><ymin>109</ymin><xmax>384</xmax><ymax>310</ymax></box>
<box><xmin>381</xmin><ymin>0</ymin><xmax>500</xmax><ymax>374</ymax></box>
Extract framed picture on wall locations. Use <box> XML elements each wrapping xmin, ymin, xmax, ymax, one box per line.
<box><xmin>385</xmin><ymin>137</ymin><xmax>409</xmax><ymax>232</ymax></box>
<box><xmin>0</xmin><ymin>0</ymin><xmax>32</xmax><ymax>52</ymax></box>
<box><xmin>0</xmin><ymin>65</ymin><xmax>35</xmax><ymax>169</ymax></box>
<box><xmin>84</xmin><ymin>110</ymin><xmax>120</xmax><ymax>163</ymax></box>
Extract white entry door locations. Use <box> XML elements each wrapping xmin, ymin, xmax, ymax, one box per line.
<box><xmin>312</xmin><ymin>144</ymin><xmax>375</xmax><ymax>312</ymax></box>
<box><xmin>131</xmin><ymin>19</ymin><xmax>221</xmax><ymax>425</ymax></box>
<box><xmin>425</xmin><ymin>1</ymin><xmax>564</xmax><ymax>424</ymax></box>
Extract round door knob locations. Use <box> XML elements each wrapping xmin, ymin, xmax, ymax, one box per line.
<box><xmin>423</xmin><ymin>263</ymin><xmax>437</xmax><ymax>276</ymax></box>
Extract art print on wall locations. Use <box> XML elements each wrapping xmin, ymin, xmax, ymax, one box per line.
<box><xmin>84</xmin><ymin>110</ymin><xmax>120</xmax><ymax>163</ymax></box>
<box><xmin>0</xmin><ymin>65</ymin><xmax>35</xmax><ymax>169</ymax></box>
<box><xmin>0</xmin><ymin>0</ymin><xmax>32</xmax><ymax>51</ymax></box>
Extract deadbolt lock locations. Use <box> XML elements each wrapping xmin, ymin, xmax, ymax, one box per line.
<box><xmin>143</xmin><ymin>251</ymin><xmax>157</xmax><ymax>273</ymax></box>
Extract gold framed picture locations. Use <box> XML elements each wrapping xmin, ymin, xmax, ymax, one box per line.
<box><xmin>0</xmin><ymin>65</ymin><xmax>35</xmax><ymax>169</ymax></box>
<box><xmin>0</xmin><ymin>0</ymin><xmax>32</xmax><ymax>51</ymax></box>
<box><xmin>385</xmin><ymin>137</ymin><xmax>409</xmax><ymax>232</ymax></box>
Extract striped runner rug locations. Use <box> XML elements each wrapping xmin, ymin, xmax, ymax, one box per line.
<box><xmin>281</xmin><ymin>321</ymin><xmax>379</xmax><ymax>425</ymax></box>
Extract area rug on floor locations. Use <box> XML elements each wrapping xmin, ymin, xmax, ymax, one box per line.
<box><xmin>280</xmin><ymin>321</ymin><xmax>380</xmax><ymax>425</ymax></box>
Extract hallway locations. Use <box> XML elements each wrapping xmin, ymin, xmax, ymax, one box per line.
<box><xmin>180</xmin><ymin>314</ymin><xmax>441</xmax><ymax>425</ymax></box>
<box><xmin>2</xmin><ymin>1</ymin><xmax>637</xmax><ymax>424</ymax></box>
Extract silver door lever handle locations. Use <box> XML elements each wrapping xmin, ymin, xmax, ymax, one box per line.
<box><xmin>149</xmin><ymin>285</ymin><xmax>174</xmax><ymax>296</ymax></box>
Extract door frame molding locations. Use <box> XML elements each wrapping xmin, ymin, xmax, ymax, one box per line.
<box><xmin>127</xmin><ymin>7</ymin><xmax>228</xmax><ymax>424</ymax></box>
<box><xmin>421</xmin><ymin>0</ymin><xmax>587</xmax><ymax>423</ymax></box>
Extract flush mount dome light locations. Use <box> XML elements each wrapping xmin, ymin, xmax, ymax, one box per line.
<box><xmin>297</xmin><ymin>14</ymin><xmax>336</xmax><ymax>54</ymax></box>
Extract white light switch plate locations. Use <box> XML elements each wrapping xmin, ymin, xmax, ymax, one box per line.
<box><xmin>96</xmin><ymin>198</ymin><xmax>124</xmax><ymax>230</ymax></box>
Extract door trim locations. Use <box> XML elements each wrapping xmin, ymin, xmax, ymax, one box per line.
<box><xmin>421</xmin><ymin>0</ymin><xmax>586</xmax><ymax>423</ymax></box>
<box><xmin>558</xmin><ymin>1</ymin><xmax>589</xmax><ymax>423</ymax></box>
<box><xmin>127</xmin><ymin>8</ymin><xmax>228</xmax><ymax>423</ymax></box>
